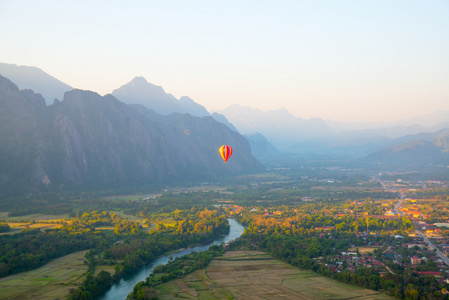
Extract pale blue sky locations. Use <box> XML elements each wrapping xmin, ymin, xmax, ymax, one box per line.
<box><xmin>1</xmin><ymin>0</ymin><xmax>448</xmax><ymax>122</ymax></box>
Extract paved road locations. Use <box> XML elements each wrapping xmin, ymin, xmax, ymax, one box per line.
<box><xmin>393</xmin><ymin>193</ymin><xmax>405</xmax><ymax>216</ymax></box>
<box><xmin>416</xmin><ymin>229</ymin><xmax>449</xmax><ymax>266</ymax></box>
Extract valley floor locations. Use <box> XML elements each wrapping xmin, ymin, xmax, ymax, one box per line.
<box><xmin>0</xmin><ymin>250</ymin><xmax>115</xmax><ymax>300</ymax></box>
<box><xmin>155</xmin><ymin>250</ymin><xmax>392</xmax><ymax>300</ymax></box>
<box><xmin>0</xmin><ymin>250</ymin><xmax>89</xmax><ymax>300</ymax></box>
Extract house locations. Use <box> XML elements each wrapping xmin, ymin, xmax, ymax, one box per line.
<box><xmin>411</xmin><ymin>257</ymin><xmax>422</xmax><ymax>265</ymax></box>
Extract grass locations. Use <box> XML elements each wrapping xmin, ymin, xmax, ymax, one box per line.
<box><xmin>0</xmin><ymin>250</ymin><xmax>89</xmax><ymax>300</ymax></box>
<box><xmin>154</xmin><ymin>251</ymin><xmax>392</xmax><ymax>300</ymax></box>
<box><xmin>348</xmin><ymin>246</ymin><xmax>379</xmax><ymax>254</ymax></box>
<box><xmin>0</xmin><ymin>250</ymin><xmax>116</xmax><ymax>300</ymax></box>
<box><xmin>108</xmin><ymin>210</ymin><xmax>144</xmax><ymax>221</ymax></box>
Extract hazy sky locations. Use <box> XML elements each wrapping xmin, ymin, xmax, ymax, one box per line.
<box><xmin>0</xmin><ymin>0</ymin><xmax>448</xmax><ymax>122</ymax></box>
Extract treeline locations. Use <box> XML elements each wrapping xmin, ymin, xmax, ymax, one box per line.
<box><xmin>412</xmin><ymin>188</ymin><xmax>449</xmax><ymax>201</ymax></box>
<box><xmin>0</xmin><ymin>183</ymin><xmax>398</xmax><ymax>220</ymax></box>
<box><xmin>85</xmin><ymin>192</ymin><xmax>226</xmax><ymax>216</ymax></box>
<box><xmin>153</xmin><ymin>208</ymin><xmax>229</xmax><ymax>236</ymax></box>
<box><xmin>0</xmin><ymin>223</ymin><xmax>10</xmax><ymax>233</ymax></box>
<box><xmin>235</xmin><ymin>210</ymin><xmax>414</xmax><ymax>236</ymax></box>
<box><xmin>128</xmin><ymin>244</ymin><xmax>225</xmax><ymax>300</ymax></box>
<box><xmin>0</xmin><ymin>192</ymin><xmax>73</xmax><ymax>216</ymax></box>
<box><xmin>7</xmin><ymin>203</ymin><xmax>72</xmax><ymax>217</ymax></box>
<box><xmin>34</xmin><ymin>187</ymin><xmax>397</xmax><ymax>218</ymax></box>
<box><xmin>64</xmin><ymin>211</ymin><xmax>141</xmax><ymax>235</ymax></box>
<box><xmin>226</xmin><ymin>181</ymin><xmax>396</xmax><ymax>203</ymax></box>
<box><xmin>68</xmin><ymin>270</ymin><xmax>113</xmax><ymax>300</ymax></box>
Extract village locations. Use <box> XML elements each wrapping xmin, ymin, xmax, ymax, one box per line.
<box><xmin>221</xmin><ymin>176</ymin><xmax>449</xmax><ymax>286</ymax></box>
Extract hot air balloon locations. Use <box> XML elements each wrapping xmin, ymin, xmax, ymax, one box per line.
<box><xmin>219</xmin><ymin>145</ymin><xmax>233</xmax><ymax>164</ymax></box>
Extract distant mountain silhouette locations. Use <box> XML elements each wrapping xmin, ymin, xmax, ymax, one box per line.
<box><xmin>0</xmin><ymin>75</ymin><xmax>263</xmax><ymax>196</ymax></box>
<box><xmin>366</xmin><ymin>128</ymin><xmax>449</xmax><ymax>167</ymax></box>
<box><xmin>0</xmin><ymin>62</ymin><xmax>72</xmax><ymax>105</ymax></box>
<box><xmin>244</xmin><ymin>133</ymin><xmax>279</xmax><ymax>158</ymax></box>
<box><xmin>111</xmin><ymin>77</ymin><xmax>210</xmax><ymax>117</ymax></box>
<box><xmin>211</xmin><ymin>112</ymin><xmax>239</xmax><ymax>133</ymax></box>
<box><xmin>4</xmin><ymin>62</ymin><xmax>449</xmax><ymax>166</ymax></box>
<box><xmin>325</xmin><ymin>110</ymin><xmax>449</xmax><ymax>134</ymax></box>
<box><xmin>217</xmin><ymin>105</ymin><xmax>331</xmax><ymax>150</ymax></box>
<box><xmin>399</xmin><ymin>110</ymin><xmax>449</xmax><ymax>128</ymax></box>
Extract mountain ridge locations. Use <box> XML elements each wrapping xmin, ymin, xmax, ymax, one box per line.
<box><xmin>0</xmin><ymin>62</ymin><xmax>73</xmax><ymax>105</ymax></box>
<box><xmin>3</xmin><ymin>62</ymin><xmax>449</xmax><ymax>168</ymax></box>
<box><xmin>0</xmin><ymin>75</ymin><xmax>263</xmax><ymax>196</ymax></box>
<box><xmin>111</xmin><ymin>77</ymin><xmax>210</xmax><ymax>117</ymax></box>
<box><xmin>366</xmin><ymin>128</ymin><xmax>449</xmax><ymax>167</ymax></box>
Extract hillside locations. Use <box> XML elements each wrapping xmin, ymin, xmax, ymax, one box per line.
<box><xmin>0</xmin><ymin>75</ymin><xmax>263</xmax><ymax>196</ymax></box>
<box><xmin>367</xmin><ymin>129</ymin><xmax>449</xmax><ymax>167</ymax></box>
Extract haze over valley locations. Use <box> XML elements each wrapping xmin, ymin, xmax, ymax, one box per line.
<box><xmin>1</xmin><ymin>62</ymin><xmax>449</xmax><ymax>197</ymax></box>
<box><xmin>1</xmin><ymin>2</ymin><xmax>449</xmax><ymax>300</ymax></box>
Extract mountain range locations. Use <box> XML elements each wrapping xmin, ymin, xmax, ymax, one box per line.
<box><xmin>0</xmin><ymin>63</ymin><xmax>278</xmax><ymax>158</ymax></box>
<box><xmin>216</xmin><ymin>105</ymin><xmax>331</xmax><ymax>150</ymax></box>
<box><xmin>0</xmin><ymin>75</ymin><xmax>263</xmax><ymax>196</ymax></box>
<box><xmin>109</xmin><ymin>76</ymin><xmax>277</xmax><ymax>158</ymax></box>
<box><xmin>1</xmin><ymin>62</ymin><xmax>449</xmax><ymax>174</ymax></box>
<box><xmin>367</xmin><ymin>128</ymin><xmax>449</xmax><ymax>167</ymax></box>
<box><xmin>111</xmin><ymin>76</ymin><xmax>210</xmax><ymax>117</ymax></box>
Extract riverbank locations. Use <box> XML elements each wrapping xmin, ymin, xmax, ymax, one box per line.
<box><xmin>99</xmin><ymin>218</ymin><xmax>245</xmax><ymax>300</ymax></box>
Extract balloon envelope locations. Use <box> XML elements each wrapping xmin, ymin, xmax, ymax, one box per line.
<box><xmin>219</xmin><ymin>145</ymin><xmax>232</xmax><ymax>164</ymax></box>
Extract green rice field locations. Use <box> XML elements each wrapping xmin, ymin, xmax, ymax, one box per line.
<box><xmin>155</xmin><ymin>251</ymin><xmax>393</xmax><ymax>300</ymax></box>
<box><xmin>0</xmin><ymin>251</ymin><xmax>89</xmax><ymax>300</ymax></box>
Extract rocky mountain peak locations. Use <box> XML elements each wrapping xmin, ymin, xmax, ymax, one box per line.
<box><xmin>0</xmin><ymin>76</ymin><xmax>263</xmax><ymax>195</ymax></box>
<box><xmin>112</xmin><ymin>77</ymin><xmax>210</xmax><ymax>117</ymax></box>
<box><xmin>129</xmin><ymin>76</ymin><xmax>149</xmax><ymax>86</ymax></box>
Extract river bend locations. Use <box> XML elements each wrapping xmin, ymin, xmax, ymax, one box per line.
<box><xmin>99</xmin><ymin>218</ymin><xmax>244</xmax><ymax>300</ymax></box>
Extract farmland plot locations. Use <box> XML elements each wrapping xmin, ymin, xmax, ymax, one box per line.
<box><xmin>155</xmin><ymin>251</ymin><xmax>392</xmax><ymax>300</ymax></box>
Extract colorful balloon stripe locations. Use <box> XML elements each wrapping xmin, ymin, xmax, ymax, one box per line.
<box><xmin>219</xmin><ymin>145</ymin><xmax>233</xmax><ymax>164</ymax></box>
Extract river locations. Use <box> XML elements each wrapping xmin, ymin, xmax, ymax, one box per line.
<box><xmin>99</xmin><ymin>218</ymin><xmax>245</xmax><ymax>300</ymax></box>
